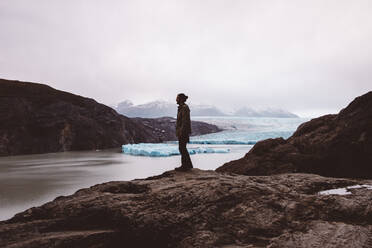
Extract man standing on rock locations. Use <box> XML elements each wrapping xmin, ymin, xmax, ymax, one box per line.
<box><xmin>175</xmin><ymin>93</ymin><xmax>193</xmax><ymax>171</ymax></box>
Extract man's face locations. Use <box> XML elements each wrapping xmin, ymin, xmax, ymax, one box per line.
<box><xmin>176</xmin><ymin>95</ymin><xmax>180</xmax><ymax>104</ymax></box>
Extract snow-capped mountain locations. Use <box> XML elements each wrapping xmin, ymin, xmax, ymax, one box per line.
<box><xmin>114</xmin><ymin>100</ymin><xmax>299</xmax><ymax>118</ymax></box>
<box><xmin>234</xmin><ymin>107</ymin><xmax>298</xmax><ymax>118</ymax></box>
<box><xmin>188</xmin><ymin>104</ymin><xmax>226</xmax><ymax>116</ymax></box>
<box><xmin>115</xmin><ymin>100</ymin><xmax>226</xmax><ymax>117</ymax></box>
<box><xmin>116</xmin><ymin>100</ymin><xmax>176</xmax><ymax>118</ymax></box>
<box><xmin>117</xmin><ymin>100</ymin><xmax>134</xmax><ymax>109</ymax></box>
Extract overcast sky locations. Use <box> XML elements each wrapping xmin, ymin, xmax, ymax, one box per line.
<box><xmin>0</xmin><ymin>0</ymin><xmax>371</xmax><ymax>117</ymax></box>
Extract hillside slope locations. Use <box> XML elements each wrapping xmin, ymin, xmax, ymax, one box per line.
<box><xmin>0</xmin><ymin>79</ymin><xmax>158</xmax><ymax>156</ymax></box>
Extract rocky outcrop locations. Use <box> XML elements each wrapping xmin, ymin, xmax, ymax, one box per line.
<box><xmin>131</xmin><ymin>117</ymin><xmax>221</xmax><ymax>142</ymax></box>
<box><xmin>0</xmin><ymin>79</ymin><xmax>221</xmax><ymax>156</ymax></box>
<box><xmin>0</xmin><ymin>79</ymin><xmax>161</xmax><ymax>156</ymax></box>
<box><xmin>1</xmin><ymin>169</ymin><xmax>372</xmax><ymax>247</ymax></box>
<box><xmin>217</xmin><ymin>91</ymin><xmax>372</xmax><ymax>179</ymax></box>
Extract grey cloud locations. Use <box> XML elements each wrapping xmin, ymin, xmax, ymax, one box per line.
<box><xmin>0</xmin><ymin>0</ymin><xmax>371</xmax><ymax>117</ymax></box>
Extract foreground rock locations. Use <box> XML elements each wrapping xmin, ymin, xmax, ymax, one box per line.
<box><xmin>217</xmin><ymin>91</ymin><xmax>372</xmax><ymax>179</ymax></box>
<box><xmin>1</xmin><ymin>169</ymin><xmax>372</xmax><ymax>247</ymax></box>
<box><xmin>131</xmin><ymin>117</ymin><xmax>221</xmax><ymax>142</ymax></box>
<box><xmin>0</xmin><ymin>79</ymin><xmax>221</xmax><ymax>156</ymax></box>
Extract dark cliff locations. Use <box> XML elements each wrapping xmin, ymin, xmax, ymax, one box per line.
<box><xmin>217</xmin><ymin>91</ymin><xmax>372</xmax><ymax>179</ymax></box>
<box><xmin>0</xmin><ymin>79</ymin><xmax>156</xmax><ymax>156</ymax></box>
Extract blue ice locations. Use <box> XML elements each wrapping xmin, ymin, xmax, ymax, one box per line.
<box><xmin>122</xmin><ymin>143</ymin><xmax>230</xmax><ymax>157</ymax></box>
<box><xmin>186</xmin><ymin>130</ymin><xmax>294</xmax><ymax>145</ymax></box>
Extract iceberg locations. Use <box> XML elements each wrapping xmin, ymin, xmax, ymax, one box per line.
<box><xmin>122</xmin><ymin>143</ymin><xmax>230</xmax><ymax>157</ymax></box>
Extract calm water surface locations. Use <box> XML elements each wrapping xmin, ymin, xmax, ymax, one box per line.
<box><xmin>0</xmin><ymin>145</ymin><xmax>251</xmax><ymax>221</ymax></box>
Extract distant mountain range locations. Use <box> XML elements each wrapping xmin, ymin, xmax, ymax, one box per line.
<box><xmin>114</xmin><ymin>100</ymin><xmax>299</xmax><ymax>118</ymax></box>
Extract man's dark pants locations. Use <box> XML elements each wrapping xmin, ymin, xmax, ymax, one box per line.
<box><xmin>178</xmin><ymin>136</ymin><xmax>193</xmax><ymax>168</ymax></box>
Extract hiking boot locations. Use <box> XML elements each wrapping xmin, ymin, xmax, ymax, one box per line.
<box><xmin>184</xmin><ymin>164</ymin><xmax>193</xmax><ymax>170</ymax></box>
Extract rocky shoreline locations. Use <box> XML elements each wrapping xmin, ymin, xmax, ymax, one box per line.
<box><xmin>217</xmin><ymin>91</ymin><xmax>372</xmax><ymax>179</ymax></box>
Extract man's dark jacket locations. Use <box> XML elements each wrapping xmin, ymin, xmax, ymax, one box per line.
<box><xmin>176</xmin><ymin>103</ymin><xmax>191</xmax><ymax>139</ymax></box>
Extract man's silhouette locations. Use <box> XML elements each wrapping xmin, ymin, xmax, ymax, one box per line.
<box><xmin>175</xmin><ymin>93</ymin><xmax>193</xmax><ymax>171</ymax></box>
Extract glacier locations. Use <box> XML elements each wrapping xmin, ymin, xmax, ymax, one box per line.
<box><xmin>122</xmin><ymin>117</ymin><xmax>308</xmax><ymax>157</ymax></box>
<box><xmin>186</xmin><ymin>117</ymin><xmax>309</xmax><ymax>145</ymax></box>
<box><xmin>186</xmin><ymin>130</ymin><xmax>294</xmax><ymax>145</ymax></box>
<box><xmin>122</xmin><ymin>143</ymin><xmax>230</xmax><ymax>157</ymax></box>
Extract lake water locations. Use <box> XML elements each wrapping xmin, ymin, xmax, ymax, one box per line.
<box><xmin>0</xmin><ymin>117</ymin><xmax>308</xmax><ymax>221</ymax></box>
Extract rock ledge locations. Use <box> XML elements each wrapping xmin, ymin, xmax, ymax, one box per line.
<box><xmin>1</xmin><ymin>169</ymin><xmax>372</xmax><ymax>247</ymax></box>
